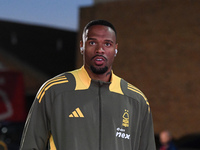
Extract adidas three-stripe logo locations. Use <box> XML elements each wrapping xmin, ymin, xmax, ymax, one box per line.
<box><xmin>69</xmin><ymin>108</ymin><xmax>84</xmax><ymax>118</ymax></box>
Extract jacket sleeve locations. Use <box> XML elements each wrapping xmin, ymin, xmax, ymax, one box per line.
<box><xmin>139</xmin><ymin>102</ymin><xmax>156</xmax><ymax>150</ymax></box>
<box><xmin>20</xmin><ymin>93</ymin><xmax>51</xmax><ymax>150</ymax></box>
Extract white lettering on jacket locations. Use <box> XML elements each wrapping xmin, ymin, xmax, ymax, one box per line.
<box><xmin>116</xmin><ymin>128</ymin><xmax>130</xmax><ymax>140</ymax></box>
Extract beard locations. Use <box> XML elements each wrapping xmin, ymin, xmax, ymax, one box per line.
<box><xmin>90</xmin><ymin>65</ymin><xmax>108</xmax><ymax>74</ymax></box>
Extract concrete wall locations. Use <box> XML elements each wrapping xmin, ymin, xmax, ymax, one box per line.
<box><xmin>77</xmin><ymin>0</ymin><xmax>200</xmax><ymax>138</ymax></box>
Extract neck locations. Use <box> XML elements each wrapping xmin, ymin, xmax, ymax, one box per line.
<box><xmin>84</xmin><ymin>66</ymin><xmax>112</xmax><ymax>82</ymax></box>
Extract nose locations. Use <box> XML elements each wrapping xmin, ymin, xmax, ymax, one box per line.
<box><xmin>95</xmin><ymin>45</ymin><xmax>105</xmax><ymax>54</ymax></box>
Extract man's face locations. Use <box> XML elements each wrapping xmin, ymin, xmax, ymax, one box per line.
<box><xmin>81</xmin><ymin>25</ymin><xmax>118</xmax><ymax>75</ymax></box>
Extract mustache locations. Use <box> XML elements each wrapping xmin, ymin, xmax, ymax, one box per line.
<box><xmin>91</xmin><ymin>55</ymin><xmax>107</xmax><ymax>60</ymax></box>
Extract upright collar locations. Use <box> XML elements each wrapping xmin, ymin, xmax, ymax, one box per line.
<box><xmin>70</xmin><ymin>66</ymin><xmax>124</xmax><ymax>95</ymax></box>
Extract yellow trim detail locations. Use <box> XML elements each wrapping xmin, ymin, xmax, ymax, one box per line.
<box><xmin>127</xmin><ymin>87</ymin><xmax>149</xmax><ymax>104</ymax></box>
<box><xmin>76</xmin><ymin>108</ymin><xmax>84</xmax><ymax>117</ymax></box>
<box><xmin>71</xmin><ymin>66</ymin><xmax>123</xmax><ymax>95</ymax></box>
<box><xmin>39</xmin><ymin>80</ymin><xmax>68</xmax><ymax>103</ymax></box>
<box><xmin>109</xmin><ymin>74</ymin><xmax>124</xmax><ymax>95</ymax></box>
<box><xmin>37</xmin><ymin>76</ymin><xmax>68</xmax><ymax>103</ymax></box>
<box><xmin>127</xmin><ymin>83</ymin><xmax>150</xmax><ymax>112</ymax></box>
<box><xmin>127</xmin><ymin>83</ymin><xmax>147</xmax><ymax>100</ymax></box>
<box><xmin>72</xmin><ymin>111</ymin><xmax>79</xmax><ymax>117</ymax></box>
<box><xmin>70</xmin><ymin>66</ymin><xmax>91</xmax><ymax>90</ymax></box>
<box><xmin>50</xmin><ymin>135</ymin><xmax>57</xmax><ymax>150</ymax></box>
<box><xmin>69</xmin><ymin>107</ymin><xmax>84</xmax><ymax>118</ymax></box>
<box><xmin>37</xmin><ymin>76</ymin><xmax>67</xmax><ymax>99</ymax></box>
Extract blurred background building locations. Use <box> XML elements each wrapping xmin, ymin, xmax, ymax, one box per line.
<box><xmin>0</xmin><ymin>21</ymin><xmax>77</xmax><ymax>149</ymax></box>
<box><xmin>0</xmin><ymin>0</ymin><xmax>200</xmax><ymax>149</ymax></box>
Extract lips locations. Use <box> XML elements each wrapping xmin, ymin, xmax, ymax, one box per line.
<box><xmin>92</xmin><ymin>55</ymin><xmax>106</xmax><ymax>66</ymax></box>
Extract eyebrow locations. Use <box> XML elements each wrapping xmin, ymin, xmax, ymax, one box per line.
<box><xmin>87</xmin><ymin>38</ymin><xmax>114</xmax><ymax>43</ymax></box>
<box><xmin>105</xmin><ymin>40</ymin><xmax>114</xmax><ymax>43</ymax></box>
<box><xmin>87</xmin><ymin>37</ymin><xmax>96</xmax><ymax>41</ymax></box>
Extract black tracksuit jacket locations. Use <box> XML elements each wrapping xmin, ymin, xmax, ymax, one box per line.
<box><xmin>20</xmin><ymin>66</ymin><xmax>156</xmax><ymax>150</ymax></box>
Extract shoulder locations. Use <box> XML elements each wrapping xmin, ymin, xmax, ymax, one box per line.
<box><xmin>120</xmin><ymin>78</ymin><xmax>149</xmax><ymax>106</ymax></box>
<box><xmin>36</xmin><ymin>71</ymin><xmax>76</xmax><ymax>103</ymax></box>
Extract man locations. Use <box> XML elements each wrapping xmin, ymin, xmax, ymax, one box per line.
<box><xmin>20</xmin><ymin>20</ymin><xmax>156</xmax><ymax>150</ymax></box>
<box><xmin>159</xmin><ymin>130</ymin><xmax>177</xmax><ymax>150</ymax></box>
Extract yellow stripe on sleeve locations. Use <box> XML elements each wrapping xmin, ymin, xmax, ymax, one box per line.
<box><xmin>127</xmin><ymin>83</ymin><xmax>151</xmax><ymax>112</ymax></box>
<box><xmin>37</xmin><ymin>76</ymin><xmax>69</xmax><ymax>103</ymax></box>
<box><xmin>38</xmin><ymin>80</ymin><xmax>68</xmax><ymax>103</ymax></box>
<box><xmin>37</xmin><ymin>76</ymin><xmax>67</xmax><ymax>99</ymax></box>
<box><xmin>127</xmin><ymin>83</ymin><xmax>149</xmax><ymax>105</ymax></box>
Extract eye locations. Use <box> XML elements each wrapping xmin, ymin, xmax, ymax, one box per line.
<box><xmin>89</xmin><ymin>41</ymin><xmax>96</xmax><ymax>45</ymax></box>
<box><xmin>105</xmin><ymin>43</ymin><xmax>111</xmax><ymax>47</ymax></box>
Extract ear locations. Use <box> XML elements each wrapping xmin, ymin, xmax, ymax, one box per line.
<box><xmin>80</xmin><ymin>41</ymin><xmax>84</xmax><ymax>54</ymax></box>
<box><xmin>115</xmin><ymin>49</ymin><xmax>118</xmax><ymax>57</ymax></box>
<box><xmin>114</xmin><ymin>43</ymin><xmax>118</xmax><ymax>57</ymax></box>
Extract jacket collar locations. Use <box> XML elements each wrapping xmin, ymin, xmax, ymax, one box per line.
<box><xmin>71</xmin><ymin>66</ymin><xmax>123</xmax><ymax>95</ymax></box>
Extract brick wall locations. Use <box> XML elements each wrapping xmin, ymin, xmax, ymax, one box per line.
<box><xmin>77</xmin><ymin>0</ymin><xmax>200</xmax><ymax>138</ymax></box>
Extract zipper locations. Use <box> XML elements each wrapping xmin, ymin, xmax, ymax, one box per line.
<box><xmin>98</xmin><ymin>81</ymin><xmax>102</xmax><ymax>150</ymax></box>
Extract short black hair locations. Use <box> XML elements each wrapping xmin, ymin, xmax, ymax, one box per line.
<box><xmin>83</xmin><ymin>19</ymin><xmax>117</xmax><ymax>36</ymax></box>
